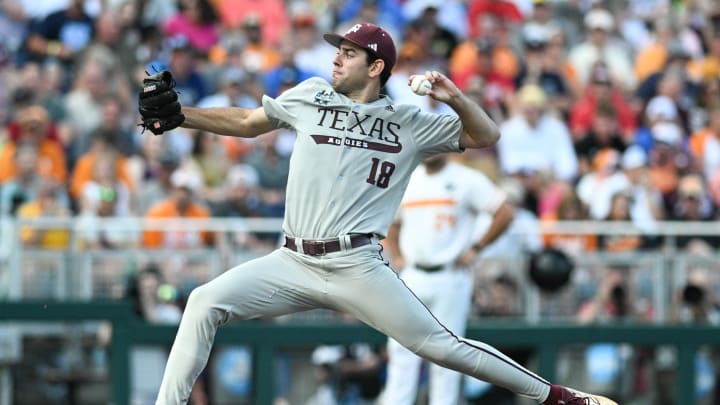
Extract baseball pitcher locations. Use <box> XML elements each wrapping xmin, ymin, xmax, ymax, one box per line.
<box><xmin>138</xmin><ymin>22</ymin><xmax>616</xmax><ymax>405</ymax></box>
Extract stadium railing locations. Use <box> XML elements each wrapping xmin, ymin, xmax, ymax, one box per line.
<box><xmin>1</xmin><ymin>217</ymin><xmax>719</xmax><ymax>404</ymax></box>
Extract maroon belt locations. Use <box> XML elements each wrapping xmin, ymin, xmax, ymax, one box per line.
<box><xmin>283</xmin><ymin>234</ymin><xmax>373</xmax><ymax>256</ymax></box>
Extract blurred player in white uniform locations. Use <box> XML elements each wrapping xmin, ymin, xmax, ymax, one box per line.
<box><xmin>145</xmin><ymin>22</ymin><xmax>617</xmax><ymax>405</ymax></box>
<box><xmin>382</xmin><ymin>153</ymin><xmax>515</xmax><ymax>405</ymax></box>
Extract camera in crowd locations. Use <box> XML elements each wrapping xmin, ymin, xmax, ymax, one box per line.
<box><xmin>682</xmin><ymin>283</ymin><xmax>706</xmax><ymax>306</ymax></box>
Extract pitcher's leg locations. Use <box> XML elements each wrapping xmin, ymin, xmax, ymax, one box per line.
<box><xmin>382</xmin><ymin>268</ymin><xmax>432</xmax><ymax>405</ymax></box>
<box><xmin>382</xmin><ymin>337</ymin><xmax>423</xmax><ymax>405</ymax></box>
<box><xmin>332</xmin><ymin>262</ymin><xmax>551</xmax><ymax>402</ymax></box>
<box><xmin>156</xmin><ymin>250</ymin><xmax>320</xmax><ymax>405</ymax></box>
<box><xmin>428</xmin><ymin>270</ymin><xmax>473</xmax><ymax>405</ymax></box>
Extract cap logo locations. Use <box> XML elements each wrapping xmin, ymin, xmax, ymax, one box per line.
<box><xmin>347</xmin><ymin>24</ymin><xmax>363</xmax><ymax>34</ymax></box>
<box><xmin>368</xmin><ymin>43</ymin><xmax>377</xmax><ymax>52</ymax></box>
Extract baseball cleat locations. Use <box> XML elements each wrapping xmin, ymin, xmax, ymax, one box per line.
<box><xmin>549</xmin><ymin>385</ymin><xmax>619</xmax><ymax>405</ymax></box>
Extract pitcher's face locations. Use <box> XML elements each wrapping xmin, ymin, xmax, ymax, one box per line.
<box><xmin>331</xmin><ymin>42</ymin><xmax>374</xmax><ymax>95</ymax></box>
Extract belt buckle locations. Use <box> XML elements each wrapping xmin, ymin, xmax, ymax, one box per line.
<box><xmin>309</xmin><ymin>240</ymin><xmax>326</xmax><ymax>256</ymax></box>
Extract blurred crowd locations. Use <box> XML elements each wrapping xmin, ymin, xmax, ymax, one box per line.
<box><xmin>2</xmin><ymin>0</ymin><xmax>720</xmax><ymax>255</ymax></box>
<box><xmin>3</xmin><ymin>1</ymin><xmax>720</xmax><ymax>404</ymax></box>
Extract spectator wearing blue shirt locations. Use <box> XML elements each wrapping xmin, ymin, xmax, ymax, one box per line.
<box><xmin>263</xmin><ymin>38</ymin><xmax>313</xmax><ymax>98</ymax></box>
<box><xmin>25</xmin><ymin>0</ymin><xmax>94</xmax><ymax>67</ymax></box>
<box><xmin>165</xmin><ymin>36</ymin><xmax>209</xmax><ymax>105</ymax></box>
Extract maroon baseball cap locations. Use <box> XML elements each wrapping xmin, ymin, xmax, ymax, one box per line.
<box><xmin>323</xmin><ymin>23</ymin><xmax>397</xmax><ymax>73</ymax></box>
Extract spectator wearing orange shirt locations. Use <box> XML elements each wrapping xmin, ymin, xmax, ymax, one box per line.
<box><xmin>70</xmin><ymin>128</ymin><xmax>134</xmax><ymax>203</ymax></box>
<box><xmin>687</xmin><ymin>34</ymin><xmax>720</xmax><ymax>83</ymax></box>
<box><xmin>449</xmin><ymin>15</ymin><xmax>518</xmax><ymax>91</ymax></box>
<box><xmin>689</xmin><ymin>107</ymin><xmax>720</xmax><ymax>180</ymax></box>
<box><xmin>0</xmin><ymin>142</ymin><xmax>71</xmax><ymax>217</ymax></box>
<box><xmin>541</xmin><ymin>188</ymin><xmax>598</xmax><ymax>258</ymax></box>
<box><xmin>0</xmin><ymin>105</ymin><xmax>67</xmax><ymax>185</ymax></box>
<box><xmin>633</xmin><ymin>23</ymin><xmax>677</xmax><ymax>84</ymax></box>
<box><xmin>598</xmin><ymin>192</ymin><xmax>647</xmax><ymax>252</ymax></box>
<box><xmin>573</xmin><ymin>104</ymin><xmax>627</xmax><ymax>176</ymax></box>
<box><xmin>142</xmin><ymin>169</ymin><xmax>213</xmax><ymax>249</ymax></box>
<box><xmin>236</xmin><ymin>14</ymin><xmax>281</xmax><ymax>74</ymax></box>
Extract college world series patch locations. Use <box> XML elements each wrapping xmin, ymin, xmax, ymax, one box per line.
<box><xmin>314</xmin><ymin>89</ymin><xmax>335</xmax><ymax>105</ymax></box>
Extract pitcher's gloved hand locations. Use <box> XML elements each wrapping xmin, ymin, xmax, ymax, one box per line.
<box><xmin>138</xmin><ymin>70</ymin><xmax>185</xmax><ymax>135</ymax></box>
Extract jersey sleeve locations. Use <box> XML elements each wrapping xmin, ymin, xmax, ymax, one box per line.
<box><xmin>467</xmin><ymin>170</ymin><xmax>506</xmax><ymax>215</ymax></box>
<box><xmin>406</xmin><ymin>107</ymin><xmax>463</xmax><ymax>158</ymax></box>
<box><xmin>261</xmin><ymin>77</ymin><xmax>328</xmax><ymax>130</ymax></box>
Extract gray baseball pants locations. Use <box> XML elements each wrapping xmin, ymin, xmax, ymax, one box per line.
<box><xmin>155</xmin><ymin>241</ymin><xmax>551</xmax><ymax>404</ymax></box>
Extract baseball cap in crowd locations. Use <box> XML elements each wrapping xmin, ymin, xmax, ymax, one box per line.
<box><xmin>584</xmin><ymin>8</ymin><xmax>614</xmax><ymax>31</ymax></box>
<box><xmin>651</xmin><ymin>122</ymin><xmax>683</xmax><ymax>145</ymax></box>
<box><xmin>621</xmin><ymin>145</ymin><xmax>647</xmax><ymax>170</ymax></box>
<box><xmin>170</xmin><ymin>169</ymin><xmax>202</xmax><ymax>192</ymax></box>
<box><xmin>646</xmin><ymin>96</ymin><xmax>678</xmax><ymax>122</ymax></box>
<box><xmin>323</xmin><ymin>23</ymin><xmax>397</xmax><ymax>73</ymax></box>
<box><xmin>517</xmin><ymin>84</ymin><xmax>547</xmax><ymax>107</ymax></box>
<box><xmin>226</xmin><ymin>164</ymin><xmax>260</xmax><ymax>188</ymax></box>
<box><xmin>522</xmin><ymin>23</ymin><xmax>549</xmax><ymax>49</ymax></box>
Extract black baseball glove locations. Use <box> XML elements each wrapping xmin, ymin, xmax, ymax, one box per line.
<box><xmin>138</xmin><ymin>70</ymin><xmax>185</xmax><ymax>135</ymax></box>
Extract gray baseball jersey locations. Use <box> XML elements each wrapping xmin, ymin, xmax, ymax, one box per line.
<box><xmin>156</xmin><ymin>77</ymin><xmax>553</xmax><ymax>405</ymax></box>
<box><xmin>262</xmin><ymin>77</ymin><xmax>462</xmax><ymax>239</ymax></box>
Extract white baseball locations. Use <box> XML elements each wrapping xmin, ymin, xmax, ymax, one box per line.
<box><xmin>410</xmin><ymin>75</ymin><xmax>432</xmax><ymax>96</ymax></box>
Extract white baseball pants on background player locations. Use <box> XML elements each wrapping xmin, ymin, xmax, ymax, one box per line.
<box><xmin>155</xmin><ymin>240</ymin><xmax>551</xmax><ymax>404</ymax></box>
<box><xmin>383</xmin><ymin>264</ymin><xmax>473</xmax><ymax>405</ymax></box>
<box><xmin>381</xmin><ymin>158</ymin><xmax>509</xmax><ymax>405</ymax></box>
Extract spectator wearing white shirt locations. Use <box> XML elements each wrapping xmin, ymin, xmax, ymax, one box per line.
<box><xmin>497</xmin><ymin>84</ymin><xmax>578</xmax><ymax>182</ymax></box>
<box><xmin>576</xmin><ymin>148</ymin><xmax>625</xmax><ymax>218</ymax></box>
<box><xmin>567</xmin><ymin>8</ymin><xmax>635</xmax><ymax>91</ymax></box>
<box><xmin>582</xmin><ymin>146</ymin><xmax>664</xmax><ymax>233</ymax></box>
